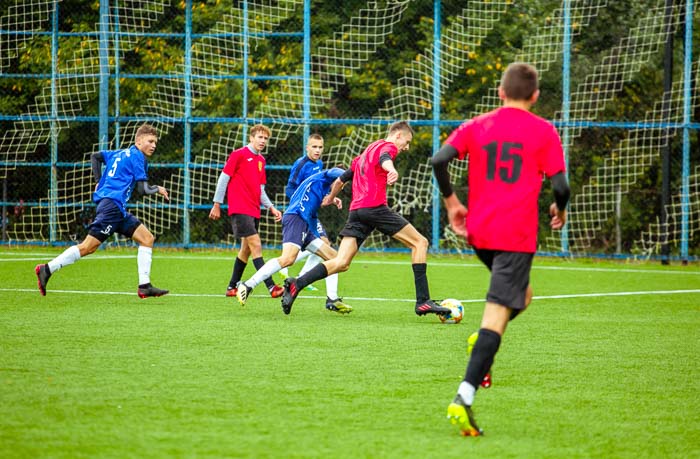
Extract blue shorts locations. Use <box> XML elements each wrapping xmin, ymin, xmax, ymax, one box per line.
<box><xmin>281</xmin><ymin>213</ymin><xmax>320</xmax><ymax>250</ymax></box>
<box><xmin>88</xmin><ymin>199</ymin><xmax>142</xmax><ymax>242</ymax></box>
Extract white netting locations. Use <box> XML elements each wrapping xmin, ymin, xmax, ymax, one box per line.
<box><xmin>0</xmin><ymin>0</ymin><xmax>56</xmax><ymax>72</ymax></box>
<box><xmin>544</xmin><ymin>0</ymin><xmax>698</xmax><ymax>252</ymax></box>
<box><xmin>1</xmin><ymin>1</ymin><xmax>698</xmax><ymax>257</ymax></box>
<box><xmin>5</xmin><ymin>0</ymin><xmax>171</xmax><ymax>240</ymax></box>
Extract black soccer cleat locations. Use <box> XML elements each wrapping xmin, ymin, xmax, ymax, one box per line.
<box><xmin>137</xmin><ymin>283</ymin><xmax>169</xmax><ymax>299</ymax></box>
<box><xmin>415</xmin><ymin>299</ymin><xmax>451</xmax><ymax>316</ymax></box>
<box><xmin>281</xmin><ymin>277</ymin><xmax>299</xmax><ymax>315</ymax></box>
<box><xmin>35</xmin><ymin>264</ymin><xmax>51</xmax><ymax>296</ymax></box>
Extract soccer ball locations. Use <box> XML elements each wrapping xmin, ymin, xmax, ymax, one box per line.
<box><xmin>438</xmin><ymin>298</ymin><xmax>464</xmax><ymax>324</ymax></box>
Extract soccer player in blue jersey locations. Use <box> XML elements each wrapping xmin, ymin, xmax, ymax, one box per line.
<box><xmin>236</xmin><ymin>167</ymin><xmax>352</xmax><ymax>314</ymax></box>
<box><xmin>35</xmin><ymin>124</ymin><xmax>170</xmax><ymax>298</ymax></box>
<box><xmin>278</xmin><ymin>134</ymin><xmax>326</xmax><ymax>287</ymax></box>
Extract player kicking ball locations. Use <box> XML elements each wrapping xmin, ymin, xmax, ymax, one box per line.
<box><xmin>35</xmin><ymin>124</ymin><xmax>170</xmax><ymax>299</ymax></box>
<box><xmin>236</xmin><ymin>167</ymin><xmax>352</xmax><ymax>314</ymax></box>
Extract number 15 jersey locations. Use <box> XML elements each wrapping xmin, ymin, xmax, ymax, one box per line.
<box><xmin>445</xmin><ymin>107</ymin><xmax>566</xmax><ymax>253</ymax></box>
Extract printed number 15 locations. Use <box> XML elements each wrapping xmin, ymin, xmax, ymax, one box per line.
<box><xmin>483</xmin><ymin>141</ymin><xmax>523</xmax><ymax>184</ymax></box>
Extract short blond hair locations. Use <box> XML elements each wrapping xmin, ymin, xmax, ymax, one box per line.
<box><xmin>135</xmin><ymin>123</ymin><xmax>158</xmax><ymax>140</ymax></box>
<box><xmin>388</xmin><ymin>121</ymin><xmax>413</xmax><ymax>136</ymax></box>
<box><xmin>250</xmin><ymin>124</ymin><xmax>271</xmax><ymax>137</ymax></box>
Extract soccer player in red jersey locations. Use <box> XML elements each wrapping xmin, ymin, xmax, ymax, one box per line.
<box><xmin>433</xmin><ymin>63</ymin><xmax>570</xmax><ymax>436</ymax></box>
<box><xmin>280</xmin><ymin>121</ymin><xmax>451</xmax><ymax>317</ymax></box>
<box><xmin>209</xmin><ymin>124</ymin><xmax>284</xmax><ymax>298</ymax></box>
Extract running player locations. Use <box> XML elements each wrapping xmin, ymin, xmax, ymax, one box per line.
<box><xmin>280</xmin><ymin>121</ymin><xmax>451</xmax><ymax>317</ymax></box>
<box><xmin>236</xmin><ymin>167</ymin><xmax>352</xmax><ymax>313</ymax></box>
<box><xmin>35</xmin><ymin>123</ymin><xmax>170</xmax><ymax>298</ymax></box>
<box><xmin>433</xmin><ymin>62</ymin><xmax>570</xmax><ymax>436</ymax></box>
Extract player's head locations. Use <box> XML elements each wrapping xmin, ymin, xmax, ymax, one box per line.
<box><xmin>306</xmin><ymin>133</ymin><xmax>324</xmax><ymax>161</ymax></box>
<box><xmin>386</xmin><ymin>121</ymin><xmax>414</xmax><ymax>153</ymax></box>
<box><xmin>249</xmin><ymin>124</ymin><xmax>271</xmax><ymax>152</ymax></box>
<box><xmin>134</xmin><ymin>123</ymin><xmax>158</xmax><ymax>157</ymax></box>
<box><xmin>499</xmin><ymin>62</ymin><xmax>540</xmax><ymax>103</ymax></box>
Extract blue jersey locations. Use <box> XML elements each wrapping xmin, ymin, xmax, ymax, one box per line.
<box><xmin>285</xmin><ymin>168</ymin><xmax>344</xmax><ymax>237</ymax></box>
<box><xmin>93</xmin><ymin>145</ymin><xmax>148</xmax><ymax>216</ymax></box>
<box><xmin>285</xmin><ymin>155</ymin><xmax>323</xmax><ymax>199</ymax></box>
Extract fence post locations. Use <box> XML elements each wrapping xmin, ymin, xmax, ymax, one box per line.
<box><xmin>430</xmin><ymin>0</ymin><xmax>442</xmax><ymax>250</ymax></box>
<box><xmin>99</xmin><ymin>0</ymin><xmax>109</xmax><ymax>151</ymax></box>
<box><xmin>560</xmin><ymin>0</ymin><xmax>571</xmax><ymax>256</ymax></box>
<box><xmin>183</xmin><ymin>0</ymin><xmax>193</xmax><ymax>246</ymax></box>
<box><xmin>680</xmin><ymin>0</ymin><xmax>693</xmax><ymax>264</ymax></box>
<box><xmin>49</xmin><ymin>0</ymin><xmax>59</xmax><ymax>243</ymax></box>
<box><xmin>302</xmin><ymin>0</ymin><xmax>311</xmax><ymax>146</ymax></box>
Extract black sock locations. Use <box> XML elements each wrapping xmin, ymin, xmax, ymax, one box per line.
<box><xmin>253</xmin><ymin>257</ymin><xmax>275</xmax><ymax>290</ymax></box>
<box><xmin>139</xmin><ymin>283</ymin><xmax>151</xmax><ymax>289</ymax></box>
<box><xmin>229</xmin><ymin>257</ymin><xmax>247</xmax><ymax>289</ymax></box>
<box><xmin>464</xmin><ymin>328</ymin><xmax>501</xmax><ymax>390</ymax></box>
<box><xmin>412</xmin><ymin>263</ymin><xmax>430</xmax><ymax>304</ymax></box>
<box><xmin>296</xmin><ymin>263</ymin><xmax>328</xmax><ymax>290</ymax></box>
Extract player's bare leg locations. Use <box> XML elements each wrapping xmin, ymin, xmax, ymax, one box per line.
<box><xmin>392</xmin><ymin>224</ymin><xmax>450</xmax><ymax>316</ymax></box>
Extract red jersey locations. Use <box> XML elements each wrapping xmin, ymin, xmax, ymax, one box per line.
<box><xmin>222</xmin><ymin>145</ymin><xmax>267</xmax><ymax>217</ymax></box>
<box><xmin>349</xmin><ymin>139</ymin><xmax>399</xmax><ymax>211</ymax></box>
<box><xmin>445</xmin><ymin>107</ymin><xmax>565</xmax><ymax>252</ymax></box>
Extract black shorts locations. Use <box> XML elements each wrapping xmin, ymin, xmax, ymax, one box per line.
<box><xmin>474</xmin><ymin>248</ymin><xmax>534</xmax><ymax>310</ymax></box>
<box><xmin>88</xmin><ymin>199</ymin><xmax>142</xmax><ymax>242</ymax></box>
<box><xmin>339</xmin><ymin>205</ymin><xmax>409</xmax><ymax>247</ymax></box>
<box><xmin>230</xmin><ymin>214</ymin><xmax>259</xmax><ymax>238</ymax></box>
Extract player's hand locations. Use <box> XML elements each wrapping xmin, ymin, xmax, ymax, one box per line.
<box><xmin>270</xmin><ymin>206</ymin><xmax>282</xmax><ymax>222</ymax></box>
<box><xmin>443</xmin><ymin>193</ymin><xmax>468</xmax><ymax>237</ymax></box>
<box><xmin>387</xmin><ymin>170</ymin><xmax>399</xmax><ymax>185</ymax></box>
<box><xmin>333</xmin><ymin>197</ymin><xmax>342</xmax><ymax>209</ymax></box>
<box><xmin>209</xmin><ymin>203</ymin><xmax>221</xmax><ymax>220</ymax></box>
<box><xmin>549</xmin><ymin>203</ymin><xmax>567</xmax><ymax>229</ymax></box>
<box><xmin>158</xmin><ymin>186</ymin><xmax>170</xmax><ymax>201</ymax></box>
<box><xmin>448</xmin><ymin>206</ymin><xmax>468</xmax><ymax>237</ymax></box>
<box><xmin>321</xmin><ymin>195</ymin><xmax>333</xmax><ymax>207</ymax></box>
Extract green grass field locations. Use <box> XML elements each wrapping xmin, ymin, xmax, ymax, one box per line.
<box><xmin>1</xmin><ymin>247</ymin><xmax>699</xmax><ymax>458</ymax></box>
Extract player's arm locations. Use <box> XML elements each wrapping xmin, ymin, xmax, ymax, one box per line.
<box><xmin>379</xmin><ymin>152</ymin><xmax>398</xmax><ymax>185</ymax></box>
<box><xmin>322</xmin><ymin>170</ymin><xmax>352</xmax><ymax>207</ymax></box>
<box><xmin>431</xmin><ymin>144</ymin><xmax>468</xmax><ymax>237</ymax></box>
<box><xmin>136</xmin><ymin>181</ymin><xmax>169</xmax><ymax>201</ymax></box>
<box><xmin>549</xmin><ymin>171</ymin><xmax>570</xmax><ymax>229</ymax></box>
<box><xmin>90</xmin><ymin>152</ymin><xmax>105</xmax><ymax>182</ymax></box>
<box><xmin>209</xmin><ymin>171</ymin><xmax>230</xmax><ymax>220</ymax></box>
<box><xmin>260</xmin><ymin>185</ymin><xmax>282</xmax><ymax>222</ymax></box>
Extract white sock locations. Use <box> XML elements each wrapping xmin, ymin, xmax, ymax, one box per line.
<box><xmin>247</xmin><ymin>258</ymin><xmax>282</xmax><ymax>289</ymax></box>
<box><xmin>325</xmin><ymin>273</ymin><xmax>339</xmax><ymax>300</ymax></box>
<box><xmin>137</xmin><ymin>246</ymin><xmax>153</xmax><ymax>286</ymax></box>
<box><xmin>299</xmin><ymin>253</ymin><xmax>321</xmax><ymax>276</ymax></box>
<box><xmin>279</xmin><ymin>267</ymin><xmax>289</xmax><ymax>276</ymax></box>
<box><xmin>48</xmin><ymin>245</ymin><xmax>81</xmax><ymax>274</ymax></box>
<box><xmin>295</xmin><ymin>250</ymin><xmax>311</xmax><ymax>264</ymax></box>
<box><xmin>458</xmin><ymin>381</ymin><xmax>476</xmax><ymax>406</ymax></box>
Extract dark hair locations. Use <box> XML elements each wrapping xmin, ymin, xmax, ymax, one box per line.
<box><xmin>388</xmin><ymin>120</ymin><xmax>414</xmax><ymax>136</ymax></box>
<box><xmin>308</xmin><ymin>133</ymin><xmax>324</xmax><ymax>142</ymax></box>
<box><xmin>500</xmin><ymin>62</ymin><xmax>539</xmax><ymax>101</ymax></box>
<box><xmin>135</xmin><ymin>123</ymin><xmax>158</xmax><ymax>139</ymax></box>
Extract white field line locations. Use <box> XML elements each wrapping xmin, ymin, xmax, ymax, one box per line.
<box><xmin>2</xmin><ymin>287</ymin><xmax>699</xmax><ymax>303</ymax></box>
<box><xmin>1</xmin><ymin>254</ymin><xmax>699</xmax><ymax>276</ymax></box>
